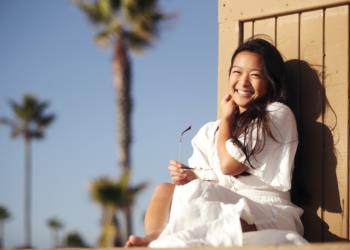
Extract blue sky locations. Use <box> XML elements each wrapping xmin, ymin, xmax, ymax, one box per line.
<box><xmin>0</xmin><ymin>0</ymin><xmax>218</xmax><ymax>248</ymax></box>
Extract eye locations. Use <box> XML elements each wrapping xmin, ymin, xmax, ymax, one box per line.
<box><xmin>231</xmin><ymin>70</ymin><xmax>241</xmax><ymax>75</ymax></box>
<box><xmin>250</xmin><ymin>73</ymin><xmax>262</xmax><ymax>79</ymax></box>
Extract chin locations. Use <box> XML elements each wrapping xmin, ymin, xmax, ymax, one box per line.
<box><xmin>233</xmin><ymin>98</ymin><xmax>252</xmax><ymax>108</ymax></box>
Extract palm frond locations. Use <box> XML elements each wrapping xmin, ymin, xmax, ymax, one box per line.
<box><xmin>35</xmin><ymin>101</ymin><xmax>49</xmax><ymax>114</ymax></box>
<box><xmin>5</xmin><ymin>94</ymin><xmax>54</xmax><ymax>140</ymax></box>
<box><xmin>0</xmin><ymin>117</ymin><xmax>16</xmax><ymax>127</ymax></box>
<box><xmin>90</xmin><ymin>177</ymin><xmax>121</xmax><ymax>208</ymax></box>
<box><xmin>124</xmin><ymin>31</ymin><xmax>151</xmax><ymax>52</ymax></box>
<box><xmin>96</xmin><ymin>0</ymin><xmax>113</xmax><ymax>21</ymax></box>
<box><xmin>95</xmin><ymin>29</ymin><xmax>112</xmax><ymax>46</ymax></box>
<box><xmin>77</xmin><ymin>0</ymin><xmax>172</xmax><ymax>53</ymax></box>
<box><xmin>90</xmin><ymin>174</ymin><xmax>147</xmax><ymax>210</ymax></box>
<box><xmin>47</xmin><ymin>217</ymin><xmax>64</xmax><ymax>229</ymax></box>
<box><xmin>10</xmin><ymin>99</ymin><xmax>25</xmax><ymax>120</ymax></box>
<box><xmin>0</xmin><ymin>205</ymin><xmax>10</xmax><ymax>220</ymax></box>
<box><xmin>11</xmin><ymin>126</ymin><xmax>23</xmax><ymax>138</ymax></box>
<box><xmin>122</xmin><ymin>0</ymin><xmax>156</xmax><ymax>21</ymax></box>
<box><xmin>29</xmin><ymin>130</ymin><xmax>43</xmax><ymax>139</ymax></box>
<box><xmin>130</xmin><ymin>181</ymin><xmax>148</xmax><ymax>194</ymax></box>
<box><xmin>37</xmin><ymin>114</ymin><xmax>55</xmax><ymax>127</ymax></box>
<box><xmin>77</xmin><ymin>0</ymin><xmax>111</xmax><ymax>24</ymax></box>
<box><xmin>94</xmin><ymin>19</ymin><xmax>122</xmax><ymax>47</ymax></box>
<box><xmin>0</xmin><ymin>116</ymin><xmax>22</xmax><ymax>138</ymax></box>
<box><xmin>110</xmin><ymin>0</ymin><xmax>121</xmax><ymax>10</ymax></box>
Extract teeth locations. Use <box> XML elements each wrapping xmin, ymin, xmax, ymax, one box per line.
<box><xmin>236</xmin><ymin>90</ymin><xmax>253</xmax><ymax>96</ymax></box>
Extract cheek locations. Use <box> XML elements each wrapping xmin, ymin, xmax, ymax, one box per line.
<box><xmin>228</xmin><ymin>76</ymin><xmax>238</xmax><ymax>88</ymax></box>
<box><xmin>254</xmin><ymin>80</ymin><xmax>268</xmax><ymax>96</ymax></box>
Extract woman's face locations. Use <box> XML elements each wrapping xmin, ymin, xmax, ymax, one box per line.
<box><xmin>229</xmin><ymin>51</ymin><xmax>268</xmax><ymax>113</ymax></box>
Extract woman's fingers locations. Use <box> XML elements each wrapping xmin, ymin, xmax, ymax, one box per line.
<box><xmin>220</xmin><ymin>93</ymin><xmax>237</xmax><ymax>119</ymax></box>
<box><xmin>224</xmin><ymin>94</ymin><xmax>232</xmax><ymax>102</ymax></box>
<box><xmin>168</xmin><ymin>160</ymin><xmax>195</xmax><ymax>184</ymax></box>
<box><xmin>168</xmin><ymin>160</ymin><xmax>185</xmax><ymax>183</ymax></box>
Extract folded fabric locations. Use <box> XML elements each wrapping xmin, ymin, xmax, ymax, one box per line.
<box><xmin>243</xmin><ymin>229</ymin><xmax>308</xmax><ymax>245</ymax></box>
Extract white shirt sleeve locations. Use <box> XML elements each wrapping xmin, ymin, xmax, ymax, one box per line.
<box><xmin>225</xmin><ymin>103</ymin><xmax>298</xmax><ymax>191</ymax></box>
<box><xmin>188</xmin><ymin>122</ymin><xmax>219</xmax><ymax>182</ymax></box>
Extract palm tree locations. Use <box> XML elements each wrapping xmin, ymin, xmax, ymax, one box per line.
<box><xmin>90</xmin><ymin>172</ymin><xmax>147</xmax><ymax>246</ymax></box>
<box><xmin>62</xmin><ymin>231</ymin><xmax>88</xmax><ymax>248</ymax></box>
<box><xmin>76</xmin><ymin>0</ymin><xmax>171</xmax><ymax>235</ymax></box>
<box><xmin>0</xmin><ymin>206</ymin><xmax>10</xmax><ymax>249</ymax></box>
<box><xmin>0</xmin><ymin>94</ymin><xmax>55</xmax><ymax>247</ymax></box>
<box><xmin>47</xmin><ymin>217</ymin><xmax>64</xmax><ymax>247</ymax></box>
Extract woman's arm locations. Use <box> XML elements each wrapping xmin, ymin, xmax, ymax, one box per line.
<box><xmin>217</xmin><ymin>94</ymin><xmax>248</xmax><ymax>176</ymax></box>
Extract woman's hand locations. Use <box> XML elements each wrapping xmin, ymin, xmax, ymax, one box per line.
<box><xmin>217</xmin><ymin>94</ymin><xmax>248</xmax><ymax>176</ymax></box>
<box><xmin>220</xmin><ymin>94</ymin><xmax>237</xmax><ymax>121</ymax></box>
<box><xmin>168</xmin><ymin>160</ymin><xmax>197</xmax><ymax>185</ymax></box>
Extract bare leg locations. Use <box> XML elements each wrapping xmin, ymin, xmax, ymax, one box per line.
<box><xmin>125</xmin><ymin>183</ymin><xmax>256</xmax><ymax>247</ymax></box>
<box><xmin>125</xmin><ymin>183</ymin><xmax>175</xmax><ymax>247</ymax></box>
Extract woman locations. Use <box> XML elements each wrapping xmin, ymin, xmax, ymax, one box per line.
<box><xmin>126</xmin><ymin>38</ymin><xmax>304</xmax><ymax>247</ymax></box>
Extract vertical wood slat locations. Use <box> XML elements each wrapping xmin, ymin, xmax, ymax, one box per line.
<box><xmin>276</xmin><ymin>14</ymin><xmax>300</xmax><ymax>119</ymax></box>
<box><xmin>323</xmin><ymin>5</ymin><xmax>349</xmax><ymax>240</ymax></box>
<box><xmin>253</xmin><ymin>18</ymin><xmax>276</xmax><ymax>43</ymax></box>
<box><xmin>298</xmin><ymin>9</ymin><xmax>324</xmax><ymax>242</ymax></box>
<box><xmin>243</xmin><ymin>22</ymin><xmax>253</xmax><ymax>41</ymax></box>
<box><xmin>276</xmin><ymin>14</ymin><xmax>299</xmax><ymax>60</ymax></box>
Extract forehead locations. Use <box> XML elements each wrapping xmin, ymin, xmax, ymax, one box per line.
<box><xmin>232</xmin><ymin>51</ymin><xmax>263</xmax><ymax>69</ymax></box>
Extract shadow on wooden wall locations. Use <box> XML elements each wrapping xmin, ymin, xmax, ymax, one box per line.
<box><xmin>285</xmin><ymin>59</ymin><xmax>345</xmax><ymax>242</ymax></box>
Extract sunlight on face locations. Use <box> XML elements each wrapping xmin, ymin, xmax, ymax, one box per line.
<box><xmin>229</xmin><ymin>51</ymin><xmax>268</xmax><ymax>113</ymax></box>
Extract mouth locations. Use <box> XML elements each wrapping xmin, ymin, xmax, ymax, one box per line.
<box><xmin>234</xmin><ymin>89</ymin><xmax>254</xmax><ymax>97</ymax></box>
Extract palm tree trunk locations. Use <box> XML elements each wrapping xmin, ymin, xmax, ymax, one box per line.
<box><xmin>55</xmin><ymin>230</ymin><xmax>59</xmax><ymax>248</ymax></box>
<box><xmin>24</xmin><ymin>136</ymin><xmax>32</xmax><ymax>247</ymax></box>
<box><xmin>52</xmin><ymin>229</ymin><xmax>59</xmax><ymax>248</ymax></box>
<box><xmin>0</xmin><ymin>221</ymin><xmax>4</xmax><ymax>249</ymax></box>
<box><xmin>124</xmin><ymin>207</ymin><xmax>133</xmax><ymax>240</ymax></box>
<box><xmin>113</xmin><ymin>36</ymin><xmax>132</xmax><ymax>172</ymax></box>
<box><xmin>106</xmin><ymin>207</ymin><xmax>115</xmax><ymax>247</ymax></box>
<box><xmin>113</xmin><ymin>35</ymin><xmax>133</xmax><ymax>236</ymax></box>
<box><xmin>100</xmin><ymin>207</ymin><xmax>122</xmax><ymax>247</ymax></box>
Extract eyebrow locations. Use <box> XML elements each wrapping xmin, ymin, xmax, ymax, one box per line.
<box><xmin>231</xmin><ymin>65</ymin><xmax>263</xmax><ymax>71</ymax></box>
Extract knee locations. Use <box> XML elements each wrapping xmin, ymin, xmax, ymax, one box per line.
<box><xmin>152</xmin><ymin>183</ymin><xmax>175</xmax><ymax>198</ymax></box>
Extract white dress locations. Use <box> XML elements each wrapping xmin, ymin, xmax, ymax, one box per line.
<box><xmin>149</xmin><ymin>102</ymin><xmax>306</xmax><ymax>247</ymax></box>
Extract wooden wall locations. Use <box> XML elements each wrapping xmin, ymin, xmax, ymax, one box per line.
<box><xmin>218</xmin><ymin>0</ymin><xmax>349</xmax><ymax>242</ymax></box>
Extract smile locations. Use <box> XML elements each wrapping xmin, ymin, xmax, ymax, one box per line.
<box><xmin>235</xmin><ymin>89</ymin><xmax>254</xmax><ymax>97</ymax></box>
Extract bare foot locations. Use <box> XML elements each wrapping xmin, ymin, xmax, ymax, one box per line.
<box><xmin>125</xmin><ymin>235</ymin><xmax>150</xmax><ymax>247</ymax></box>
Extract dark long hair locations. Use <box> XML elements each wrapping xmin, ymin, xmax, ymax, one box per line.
<box><xmin>229</xmin><ymin>37</ymin><xmax>287</xmax><ymax>168</ymax></box>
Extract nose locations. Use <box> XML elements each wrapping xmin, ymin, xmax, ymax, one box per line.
<box><xmin>238</xmin><ymin>73</ymin><xmax>251</xmax><ymax>87</ymax></box>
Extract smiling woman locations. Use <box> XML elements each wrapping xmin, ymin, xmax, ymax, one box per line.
<box><xmin>228</xmin><ymin>51</ymin><xmax>268</xmax><ymax>113</ymax></box>
<box><xmin>125</xmin><ymin>38</ymin><xmax>306</xmax><ymax>247</ymax></box>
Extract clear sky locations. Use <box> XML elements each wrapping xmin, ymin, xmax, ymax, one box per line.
<box><xmin>0</xmin><ymin>0</ymin><xmax>218</xmax><ymax>248</ymax></box>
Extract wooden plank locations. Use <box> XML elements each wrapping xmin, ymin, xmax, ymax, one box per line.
<box><xmin>323</xmin><ymin>5</ymin><xmax>349</xmax><ymax>240</ymax></box>
<box><xmin>243</xmin><ymin>21</ymin><xmax>253</xmax><ymax>42</ymax></box>
<box><xmin>276</xmin><ymin>14</ymin><xmax>299</xmax><ymax>60</ymax></box>
<box><xmin>276</xmin><ymin>13</ymin><xmax>300</xmax><ymax>117</ymax></box>
<box><xmin>299</xmin><ymin>9</ymin><xmax>324</xmax><ymax>242</ymax></box>
<box><xmin>219</xmin><ymin>0</ymin><xmax>350</xmax><ymax>23</ymax></box>
<box><xmin>253</xmin><ymin>17</ymin><xmax>276</xmax><ymax>44</ymax></box>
